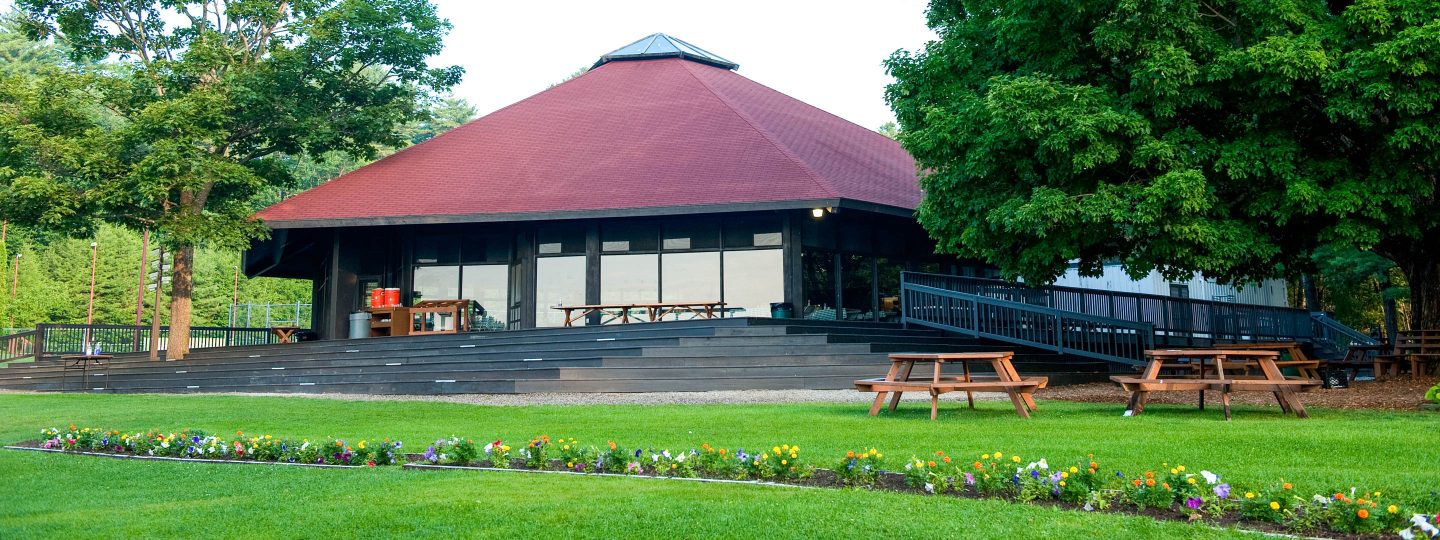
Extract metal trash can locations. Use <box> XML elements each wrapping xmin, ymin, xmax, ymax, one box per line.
<box><xmin>1320</xmin><ymin>368</ymin><xmax>1349</xmax><ymax>389</ymax></box>
<box><xmin>348</xmin><ymin>312</ymin><xmax>371</xmax><ymax>339</ymax></box>
<box><xmin>769</xmin><ymin>302</ymin><xmax>793</xmax><ymax>319</ymax></box>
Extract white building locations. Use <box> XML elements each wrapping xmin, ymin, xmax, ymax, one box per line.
<box><xmin>1051</xmin><ymin>263</ymin><xmax>1289</xmax><ymax>307</ymax></box>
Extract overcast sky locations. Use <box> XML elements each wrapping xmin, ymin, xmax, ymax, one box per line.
<box><xmin>2</xmin><ymin>1</ymin><xmax>937</xmax><ymax>130</ymax></box>
<box><xmin>430</xmin><ymin>0</ymin><xmax>936</xmax><ymax>131</ymax></box>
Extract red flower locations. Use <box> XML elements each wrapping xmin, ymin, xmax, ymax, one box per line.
<box><xmin>367</xmin><ymin>460</ymin><xmax>376</xmax><ymax>467</ymax></box>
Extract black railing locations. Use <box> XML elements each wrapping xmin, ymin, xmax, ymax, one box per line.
<box><xmin>19</xmin><ymin>324</ymin><xmax>277</xmax><ymax>360</ymax></box>
<box><xmin>904</xmin><ymin>273</ymin><xmax>1315</xmax><ymax>347</ymax></box>
<box><xmin>901</xmin><ymin>277</ymin><xmax>1153</xmax><ymax>365</ymax></box>
<box><xmin>1309</xmin><ymin>313</ymin><xmax>1380</xmax><ymax>358</ymax></box>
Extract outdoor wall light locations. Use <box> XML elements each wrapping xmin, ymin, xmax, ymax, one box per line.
<box><xmin>811</xmin><ymin>208</ymin><xmax>824</xmax><ymax>218</ymax></box>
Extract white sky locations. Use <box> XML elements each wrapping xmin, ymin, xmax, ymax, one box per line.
<box><xmin>431</xmin><ymin>0</ymin><xmax>937</xmax><ymax>130</ymax></box>
<box><xmin>1</xmin><ymin>0</ymin><xmax>937</xmax><ymax>130</ymax></box>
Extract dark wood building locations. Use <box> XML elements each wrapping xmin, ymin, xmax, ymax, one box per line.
<box><xmin>245</xmin><ymin>34</ymin><xmax>989</xmax><ymax>339</ymax></box>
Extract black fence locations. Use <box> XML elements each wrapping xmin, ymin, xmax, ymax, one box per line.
<box><xmin>11</xmin><ymin>324</ymin><xmax>277</xmax><ymax>361</ymax></box>
<box><xmin>903</xmin><ymin>273</ymin><xmax>1316</xmax><ymax>347</ymax></box>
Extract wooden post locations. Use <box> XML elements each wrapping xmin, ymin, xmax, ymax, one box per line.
<box><xmin>8</xmin><ymin>253</ymin><xmax>18</xmax><ymax>330</ymax></box>
<box><xmin>85</xmin><ymin>242</ymin><xmax>97</xmax><ymax>352</ymax></box>
<box><xmin>134</xmin><ymin>231</ymin><xmax>148</xmax><ymax>352</ymax></box>
<box><xmin>149</xmin><ymin>245</ymin><xmax>164</xmax><ymax>361</ymax></box>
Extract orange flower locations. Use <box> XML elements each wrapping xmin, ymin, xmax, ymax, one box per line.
<box><xmin>608</xmin><ymin>441</ymin><xmax>617</xmax><ymax>451</ymax></box>
<box><xmin>847</xmin><ymin>451</ymin><xmax>856</xmax><ymax>459</ymax></box>
<box><xmin>1088</xmin><ymin>468</ymin><xmax>1096</xmax><ymax>474</ymax></box>
<box><xmin>1133</xmin><ymin>479</ymin><xmax>1142</xmax><ymax>487</ymax></box>
<box><xmin>1334</xmin><ymin>493</ymin><xmax>1344</xmax><ymax>500</ymax></box>
<box><xmin>1089</xmin><ymin>461</ymin><xmax>1098</xmax><ymax>469</ymax></box>
<box><xmin>927</xmin><ymin>461</ymin><xmax>937</xmax><ymax>468</ymax></box>
<box><xmin>1145</xmin><ymin>479</ymin><xmax>1156</xmax><ymax>487</ymax></box>
<box><xmin>1162</xmin><ymin>482</ymin><xmax>1170</xmax><ymax>490</ymax></box>
<box><xmin>719</xmin><ymin>449</ymin><xmax>727</xmax><ymax>455</ymax></box>
<box><xmin>974</xmin><ymin>462</ymin><xmax>982</xmax><ymax>469</ymax></box>
<box><xmin>1145</xmin><ymin>471</ymin><xmax>1155</xmax><ymax>479</ymax></box>
<box><xmin>1357</xmin><ymin>509</ymin><xmax>1369</xmax><ymax>520</ymax></box>
<box><xmin>936</xmin><ymin>450</ymin><xmax>944</xmax><ymax>456</ymax></box>
<box><xmin>943</xmin><ymin>456</ymin><xmax>951</xmax><ymax>464</ymax></box>
<box><xmin>1282</xmin><ymin>482</ymin><xmax>1292</xmax><ymax>490</ymax></box>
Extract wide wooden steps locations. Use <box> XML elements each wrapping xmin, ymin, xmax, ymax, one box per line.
<box><xmin>0</xmin><ymin>318</ymin><xmax>1106</xmax><ymax>394</ymax></box>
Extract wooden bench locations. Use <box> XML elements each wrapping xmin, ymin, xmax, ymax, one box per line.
<box><xmin>1115</xmin><ymin>349</ymin><xmax>1319</xmax><ymax>420</ymax></box>
<box><xmin>1374</xmin><ymin>330</ymin><xmax>1440</xmax><ymax>380</ymax></box>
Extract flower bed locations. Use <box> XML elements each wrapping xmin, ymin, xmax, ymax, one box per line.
<box><xmin>23</xmin><ymin>425</ymin><xmax>402</xmax><ymax>467</ymax></box>
<box><xmin>17</xmin><ymin>426</ymin><xmax>1440</xmax><ymax>539</ymax></box>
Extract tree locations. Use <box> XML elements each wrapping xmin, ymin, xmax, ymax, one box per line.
<box><xmin>885</xmin><ymin>0</ymin><xmax>1440</xmax><ymax>328</ymax></box>
<box><xmin>4</xmin><ymin>0</ymin><xmax>461</xmax><ymax>358</ymax></box>
<box><xmin>0</xmin><ymin>13</ymin><xmax>64</xmax><ymax>77</ymax></box>
<box><xmin>877</xmin><ymin>121</ymin><xmax>900</xmax><ymax>140</ymax></box>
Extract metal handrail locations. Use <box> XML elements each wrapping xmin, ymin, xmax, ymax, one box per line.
<box><xmin>901</xmin><ymin>279</ymin><xmax>1152</xmax><ymax>365</ymax></box>
<box><xmin>903</xmin><ymin>272</ymin><xmax>1314</xmax><ymax>346</ymax></box>
<box><xmin>27</xmin><ymin>324</ymin><xmax>279</xmax><ymax>359</ymax></box>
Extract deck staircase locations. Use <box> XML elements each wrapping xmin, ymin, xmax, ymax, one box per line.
<box><xmin>899</xmin><ymin>272</ymin><xmax>1377</xmax><ymax>366</ymax></box>
<box><xmin>0</xmin><ymin>318</ymin><xmax>1103</xmax><ymax>394</ymax></box>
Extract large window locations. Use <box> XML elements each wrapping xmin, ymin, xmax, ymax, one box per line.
<box><xmin>461</xmin><ymin>264</ymin><xmax>509</xmax><ymax>330</ymax></box>
<box><xmin>412</xmin><ymin>266</ymin><xmax>459</xmax><ymax>303</ymax></box>
<box><xmin>723</xmin><ymin>249</ymin><xmax>783</xmax><ymax>319</ymax></box>
<box><xmin>802</xmin><ymin>249</ymin><xmax>837</xmax><ymax>319</ymax></box>
<box><xmin>662</xmin><ymin>252</ymin><xmax>720</xmax><ymax>303</ymax></box>
<box><xmin>536</xmin><ymin>256</ymin><xmax>585</xmax><ymax>327</ymax></box>
<box><xmin>600</xmin><ymin>253</ymin><xmax>659</xmax><ymax>306</ymax></box>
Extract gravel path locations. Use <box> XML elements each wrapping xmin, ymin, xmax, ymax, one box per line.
<box><xmin>177</xmin><ymin>389</ymin><xmax>1014</xmax><ymax>406</ymax></box>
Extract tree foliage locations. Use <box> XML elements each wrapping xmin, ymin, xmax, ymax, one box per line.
<box><xmin>1</xmin><ymin>0</ymin><xmax>460</xmax><ymax>357</ymax></box>
<box><xmin>886</xmin><ymin>0</ymin><xmax>1440</xmax><ymax>327</ymax></box>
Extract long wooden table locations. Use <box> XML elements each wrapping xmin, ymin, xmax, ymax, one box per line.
<box><xmin>854</xmin><ymin>352</ymin><xmax>1048</xmax><ymax>420</ymax></box>
<box><xmin>1111</xmin><ymin>349</ymin><xmax>1321</xmax><ymax>420</ymax></box>
<box><xmin>1376</xmin><ymin>330</ymin><xmax>1440</xmax><ymax>379</ymax></box>
<box><xmin>554</xmin><ymin>301</ymin><xmax>726</xmax><ymax>327</ymax></box>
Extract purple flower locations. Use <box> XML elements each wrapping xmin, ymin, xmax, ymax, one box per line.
<box><xmin>1185</xmin><ymin>497</ymin><xmax>1203</xmax><ymax>510</ymax></box>
<box><xmin>191</xmin><ymin>435</ymin><xmax>201</xmax><ymax>444</ymax></box>
<box><xmin>395</xmin><ymin>441</ymin><xmax>402</xmax><ymax>449</ymax></box>
<box><xmin>1031</xmin><ymin>469</ymin><xmax>1040</xmax><ymax>479</ymax></box>
<box><xmin>424</xmin><ymin>446</ymin><xmax>437</xmax><ymax>462</ymax></box>
<box><xmin>635</xmin><ymin>449</ymin><xmax>642</xmax><ymax>458</ymax></box>
<box><xmin>1213</xmin><ymin>484</ymin><xmax>1231</xmax><ymax>499</ymax></box>
<box><xmin>1115</xmin><ymin>472</ymin><xmax>1124</xmax><ymax>477</ymax></box>
<box><xmin>963</xmin><ymin>472</ymin><xmax>975</xmax><ymax>486</ymax></box>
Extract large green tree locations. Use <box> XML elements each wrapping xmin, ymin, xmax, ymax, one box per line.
<box><xmin>886</xmin><ymin>0</ymin><xmax>1440</xmax><ymax>328</ymax></box>
<box><xmin>2</xmin><ymin>0</ymin><xmax>460</xmax><ymax>358</ymax></box>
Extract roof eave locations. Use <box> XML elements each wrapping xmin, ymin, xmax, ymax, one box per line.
<box><xmin>258</xmin><ymin>198</ymin><xmax>915</xmax><ymax>230</ymax></box>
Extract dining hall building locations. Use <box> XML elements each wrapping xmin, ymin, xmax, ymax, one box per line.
<box><xmin>244</xmin><ymin>34</ymin><xmax>993</xmax><ymax>340</ymax></box>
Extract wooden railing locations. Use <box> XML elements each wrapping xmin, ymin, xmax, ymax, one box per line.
<box><xmin>3</xmin><ymin>324</ymin><xmax>278</xmax><ymax>361</ymax></box>
<box><xmin>904</xmin><ymin>273</ymin><xmax>1316</xmax><ymax>346</ymax></box>
<box><xmin>1</xmin><ymin>330</ymin><xmax>37</xmax><ymax>363</ymax></box>
<box><xmin>900</xmin><ymin>277</ymin><xmax>1153</xmax><ymax>365</ymax></box>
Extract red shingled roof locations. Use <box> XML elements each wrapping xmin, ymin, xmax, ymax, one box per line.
<box><xmin>256</xmin><ymin>57</ymin><xmax>920</xmax><ymax>227</ymax></box>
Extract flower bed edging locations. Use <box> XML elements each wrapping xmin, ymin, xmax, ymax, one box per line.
<box><xmin>3</xmin><ymin>445</ymin><xmax>362</xmax><ymax>468</ymax></box>
<box><xmin>402</xmin><ymin>462</ymin><xmax>818</xmax><ymax>489</ymax></box>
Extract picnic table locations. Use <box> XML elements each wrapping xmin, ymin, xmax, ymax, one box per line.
<box><xmin>854</xmin><ymin>352</ymin><xmax>1048</xmax><ymax>420</ymax></box>
<box><xmin>1111</xmin><ymin>349</ymin><xmax>1321</xmax><ymax>420</ymax></box>
<box><xmin>61</xmin><ymin>353</ymin><xmax>111</xmax><ymax>392</ymax></box>
<box><xmin>554</xmin><ymin>301</ymin><xmax>726</xmax><ymax>327</ymax></box>
<box><xmin>1205</xmin><ymin>342</ymin><xmax>1322</xmax><ymax>379</ymax></box>
<box><xmin>269</xmin><ymin>326</ymin><xmax>302</xmax><ymax>344</ymax></box>
<box><xmin>1376</xmin><ymin>330</ymin><xmax>1440</xmax><ymax>379</ymax></box>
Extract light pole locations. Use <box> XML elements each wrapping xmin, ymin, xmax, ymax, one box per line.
<box><xmin>8</xmin><ymin>253</ymin><xmax>19</xmax><ymax>330</ymax></box>
<box><xmin>85</xmin><ymin>242</ymin><xmax>98</xmax><ymax>353</ymax></box>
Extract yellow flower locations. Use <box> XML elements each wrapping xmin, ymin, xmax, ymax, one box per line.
<box><xmin>1187</xmin><ymin>478</ymin><xmax>1196</xmax><ymax>485</ymax></box>
<box><xmin>876</xmin><ymin>453</ymin><xmax>883</xmax><ymax>459</ymax></box>
<box><xmin>359</xmin><ymin>441</ymin><xmax>366</xmax><ymax>450</ymax></box>
<box><xmin>1245</xmin><ymin>492</ymin><xmax>1256</xmax><ymax>499</ymax></box>
<box><xmin>563</xmin><ymin>445</ymin><xmax>570</xmax><ymax>451</ymax></box>
<box><xmin>1269</xmin><ymin>502</ymin><xmax>1280</xmax><ymax>511</ymax></box>
<box><xmin>1061</xmin><ymin>472</ymin><xmax>1070</xmax><ymax>479</ymax></box>
<box><xmin>1069</xmin><ymin>466</ymin><xmax>1078</xmax><ymax>474</ymax></box>
<box><xmin>1374</xmin><ymin>491</ymin><xmax>1382</xmax><ymax>497</ymax></box>
<box><xmin>265</xmin><ymin>435</ymin><xmax>272</xmax><ymax>440</ymax></box>
<box><xmin>1170</xmin><ymin>468</ymin><xmax>1178</xmax><ymax>475</ymax></box>
<box><xmin>1387</xmin><ymin>505</ymin><xmax>1398</xmax><ymax>514</ymax></box>
<box><xmin>781</xmin><ymin>460</ymin><xmax>788</xmax><ymax>465</ymax></box>
<box><xmin>792</xmin><ymin>446</ymin><xmax>799</xmax><ymax>453</ymax></box>
<box><xmin>994</xmin><ymin>452</ymin><xmax>1002</xmax><ymax>459</ymax></box>
<box><xmin>773</xmin><ymin>446</ymin><xmax>781</xmax><ymax>454</ymax></box>
<box><xmin>1059</xmin><ymin>481</ymin><xmax>1066</xmax><ymax>487</ymax></box>
<box><xmin>782</xmin><ymin>444</ymin><xmax>790</xmax><ymax>451</ymax></box>
<box><xmin>981</xmin><ymin>454</ymin><xmax>990</xmax><ymax>460</ymax></box>
<box><xmin>1177</xmin><ymin>465</ymin><xmax>1185</xmax><ymax>472</ymax></box>
<box><xmin>1011</xmin><ymin>456</ymin><xmax>1021</xmax><ymax>463</ymax></box>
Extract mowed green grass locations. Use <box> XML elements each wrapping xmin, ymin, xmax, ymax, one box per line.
<box><xmin>0</xmin><ymin>393</ymin><xmax>1435</xmax><ymax>539</ymax></box>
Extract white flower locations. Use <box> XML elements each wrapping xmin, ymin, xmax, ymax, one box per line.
<box><xmin>161</xmin><ymin>442</ymin><xmax>169</xmax><ymax>448</ymax></box>
<box><xmin>924</xmin><ymin>483</ymin><xmax>934</xmax><ymax>493</ymax></box>
<box><xmin>675</xmin><ymin>453</ymin><xmax>686</xmax><ymax>463</ymax></box>
<box><xmin>1412</xmin><ymin>514</ymin><xmax>1438</xmax><ymax>535</ymax></box>
<box><xmin>1398</xmin><ymin>530</ymin><xmax>1413</xmax><ymax>540</ymax></box>
<box><xmin>1200</xmin><ymin>470</ymin><xmax>1218</xmax><ymax>484</ymax></box>
<box><xmin>1082</xmin><ymin>503</ymin><xmax>1094</xmax><ymax>512</ymax></box>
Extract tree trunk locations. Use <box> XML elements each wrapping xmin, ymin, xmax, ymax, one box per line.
<box><xmin>1400</xmin><ymin>257</ymin><xmax>1440</xmax><ymax>330</ymax></box>
<box><xmin>165</xmin><ymin>244</ymin><xmax>195</xmax><ymax>360</ymax></box>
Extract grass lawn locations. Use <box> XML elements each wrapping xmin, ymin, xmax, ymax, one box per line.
<box><xmin>1</xmin><ymin>393</ymin><xmax>1435</xmax><ymax>538</ymax></box>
